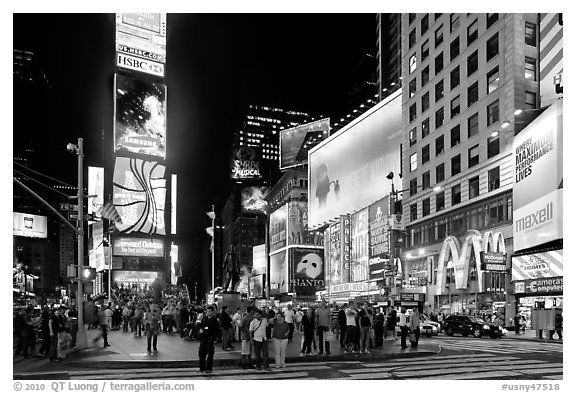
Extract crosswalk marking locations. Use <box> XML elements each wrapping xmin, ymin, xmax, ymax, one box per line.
<box><xmin>361</xmin><ymin>353</ymin><xmax>504</xmax><ymax>367</ymax></box>
<box><xmin>434</xmin><ymin>339</ymin><xmax>563</xmax><ymax>355</ymax></box>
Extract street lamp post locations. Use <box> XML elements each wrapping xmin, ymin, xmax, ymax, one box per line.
<box><xmin>206</xmin><ymin>205</ymin><xmax>216</xmax><ymax>303</ymax></box>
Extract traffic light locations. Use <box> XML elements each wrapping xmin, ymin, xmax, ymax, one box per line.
<box><xmin>81</xmin><ymin>267</ymin><xmax>96</xmax><ymax>281</ymax></box>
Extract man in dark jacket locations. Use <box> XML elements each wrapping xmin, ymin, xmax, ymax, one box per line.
<box><xmin>219</xmin><ymin>306</ymin><xmax>234</xmax><ymax>351</ymax></box>
<box><xmin>338</xmin><ymin>304</ymin><xmax>347</xmax><ymax>348</ymax></box>
<box><xmin>386</xmin><ymin>308</ymin><xmax>397</xmax><ymax>339</ymax></box>
<box><xmin>199</xmin><ymin>306</ymin><xmax>220</xmax><ymax>374</ymax></box>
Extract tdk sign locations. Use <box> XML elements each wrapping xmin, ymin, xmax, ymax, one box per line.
<box><xmin>117</xmin><ymin>53</ymin><xmax>164</xmax><ymax>77</ymax></box>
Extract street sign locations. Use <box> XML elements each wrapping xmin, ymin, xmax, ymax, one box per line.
<box><xmin>68</xmin><ymin>212</ymin><xmax>95</xmax><ymax>221</ymax></box>
<box><xmin>60</xmin><ymin>203</ymin><xmax>79</xmax><ymax>211</ymax></box>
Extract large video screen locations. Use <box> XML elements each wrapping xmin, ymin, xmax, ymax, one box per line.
<box><xmin>114</xmin><ymin>74</ymin><xmax>167</xmax><ymax>158</ymax></box>
<box><xmin>113</xmin><ymin>157</ymin><xmax>166</xmax><ymax>235</ymax></box>
<box><xmin>13</xmin><ymin>212</ymin><xmax>47</xmax><ymax>238</ymax></box>
<box><xmin>241</xmin><ymin>186</ymin><xmax>269</xmax><ymax>214</ymax></box>
<box><xmin>280</xmin><ymin>118</ymin><xmax>330</xmax><ymax>170</ymax></box>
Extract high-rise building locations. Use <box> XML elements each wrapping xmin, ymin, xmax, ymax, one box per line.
<box><xmin>376</xmin><ymin>13</ymin><xmax>402</xmax><ymax>102</ymax></box>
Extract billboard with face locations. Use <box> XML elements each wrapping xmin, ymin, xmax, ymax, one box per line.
<box><xmin>113</xmin><ymin>157</ymin><xmax>166</xmax><ymax>235</ymax></box>
<box><xmin>269</xmin><ymin>204</ymin><xmax>287</xmax><ymax>252</ymax></box>
<box><xmin>350</xmin><ymin>208</ymin><xmax>369</xmax><ymax>282</ymax></box>
<box><xmin>308</xmin><ymin>90</ymin><xmax>402</xmax><ymax>229</ymax></box>
<box><xmin>280</xmin><ymin>118</ymin><xmax>330</xmax><ymax>170</ymax></box>
<box><xmin>270</xmin><ymin>251</ymin><xmax>288</xmax><ymax>295</ymax></box>
<box><xmin>13</xmin><ymin>213</ymin><xmax>47</xmax><ymax>238</ymax></box>
<box><xmin>231</xmin><ymin>146</ymin><xmax>262</xmax><ymax>180</ymax></box>
<box><xmin>241</xmin><ymin>186</ymin><xmax>269</xmax><ymax>214</ymax></box>
<box><xmin>289</xmin><ymin>248</ymin><xmax>325</xmax><ymax>295</ymax></box>
<box><xmin>114</xmin><ymin>74</ymin><xmax>167</xmax><ymax>158</ymax></box>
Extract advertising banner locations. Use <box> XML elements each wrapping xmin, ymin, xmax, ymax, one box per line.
<box><xmin>171</xmin><ymin>174</ymin><xmax>177</xmax><ymax>235</ymax></box>
<box><xmin>514</xmin><ymin>277</ymin><xmax>563</xmax><ymax>295</ymax></box>
<box><xmin>327</xmin><ymin>221</ymin><xmax>341</xmax><ymax>285</ymax></box>
<box><xmin>249</xmin><ymin>275</ymin><xmax>264</xmax><ymax>298</ymax></box>
<box><xmin>269</xmin><ymin>205</ymin><xmax>287</xmax><ymax>252</ymax></box>
<box><xmin>113</xmin><ymin>157</ymin><xmax>166</xmax><ymax>235</ymax></box>
<box><xmin>308</xmin><ymin>90</ymin><xmax>402</xmax><ymax>228</ymax></box>
<box><xmin>120</xmin><ymin>257</ymin><xmax>164</xmax><ymax>272</ymax></box>
<box><xmin>513</xmin><ymin>100</ymin><xmax>563</xmax><ymax>251</ymax></box>
<box><xmin>280</xmin><ymin>118</ymin><xmax>330</xmax><ymax>170</ymax></box>
<box><xmin>369</xmin><ymin>197</ymin><xmax>390</xmax><ymax>280</ymax></box>
<box><xmin>480</xmin><ymin>252</ymin><xmax>507</xmax><ymax>272</ymax></box>
<box><xmin>116</xmin><ymin>53</ymin><xmax>165</xmax><ymax>77</ymax></box>
<box><xmin>241</xmin><ymin>186</ymin><xmax>269</xmax><ymax>215</ymax></box>
<box><xmin>13</xmin><ymin>212</ymin><xmax>47</xmax><ymax>238</ymax></box>
<box><xmin>112</xmin><ymin>237</ymin><xmax>165</xmax><ymax>257</ymax></box>
<box><xmin>340</xmin><ymin>215</ymin><xmax>351</xmax><ymax>283</ymax></box>
<box><xmin>252</xmin><ymin>244</ymin><xmax>267</xmax><ymax>275</ymax></box>
<box><xmin>170</xmin><ymin>243</ymin><xmax>179</xmax><ymax>286</ymax></box>
<box><xmin>324</xmin><ymin>227</ymin><xmax>331</xmax><ymax>287</ymax></box>
<box><xmin>511</xmin><ymin>250</ymin><xmax>563</xmax><ymax>281</ymax></box>
<box><xmin>116</xmin><ymin>13</ymin><xmax>166</xmax><ymax>65</ymax></box>
<box><xmin>231</xmin><ymin>146</ymin><xmax>262</xmax><ymax>180</ymax></box>
<box><xmin>287</xmin><ymin>201</ymin><xmax>317</xmax><ymax>246</ymax></box>
<box><xmin>350</xmin><ymin>208</ymin><xmax>369</xmax><ymax>282</ymax></box>
<box><xmin>114</xmin><ymin>74</ymin><xmax>167</xmax><ymax>158</ymax></box>
<box><xmin>88</xmin><ymin>166</ymin><xmax>104</xmax><ymax>217</ymax></box>
<box><xmin>89</xmin><ymin>221</ymin><xmax>105</xmax><ymax>271</ymax></box>
<box><xmin>269</xmin><ymin>251</ymin><xmax>288</xmax><ymax>295</ymax></box>
<box><xmin>112</xmin><ymin>270</ymin><xmax>159</xmax><ymax>285</ymax></box>
<box><xmin>289</xmin><ymin>248</ymin><xmax>325</xmax><ymax>295</ymax></box>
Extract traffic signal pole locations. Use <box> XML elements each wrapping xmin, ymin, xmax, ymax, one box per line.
<box><xmin>76</xmin><ymin>138</ymin><xmax>87</xmax><ymax>349</ymax></box>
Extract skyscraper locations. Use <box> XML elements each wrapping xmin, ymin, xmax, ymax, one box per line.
<box><xmin>376</xmin><ymin>13</ymin><xmax>402</xmax><ymax>102</ymax></box>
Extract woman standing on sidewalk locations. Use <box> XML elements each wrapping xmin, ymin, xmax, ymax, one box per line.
<box><xmin>272</xmin><ymin>313</ymin><xmax>290</xmax><ymax>367</ymax></box>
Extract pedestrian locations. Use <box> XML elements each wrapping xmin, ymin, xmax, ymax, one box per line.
<box><xmin>249</xmin><ymin>309</ymin><xmax>270</xmax><ymax>371</ymax></box>
<box><xmin>271</xmin><ymin>313</ymin><xmax>290</xmax><ymax>368</ymax></box>
<box><xmin>104</xmin><ymin>305</ymin><xmax>113</xmax><ymax>330</ymax></box>
<box><xmin>179</xmin><ymin>304</ymin><xmax>190</xmax><ymax>339</ymax></box>
<box><xmin>294</xmin><ymin>307</ymin><xmax>303</xmax><ymax>332</ymax></box>
<box><xmin>514</xmin><ymin>313</ymin><xmax>522</xmax><ymax>335</ymax></box>
<box><xmin>122</xmin><ymin>304</ymin><xmax>131</xmax><ymax>332</ymax></box>
<box><xmin>358</xmin><ymin>306</ymin><xmax>371</xmax><ymax>353</ymax></box>
<box><xmin>219</xmin><ymin>306</ymin><xmax>234</xmax><ymax>351</ymax></box>
<box><xmin>146</xmin><ymin>304</ymin><xmax>161</xmax><ymax>352</ymax></box>
<box><xmin>386</xmin><ymin>308</ymin><xmax>397</xmax><ymax>340</ymax></box>
<box><xmin>92</xmin><ymin>306</ymin><xmax>111</xmax><ymax>349</ymax></box>
<box><xmin>37</xmin><ymin>306</ymin><xmax>51</xmax><ymax>357</ymax></box>
<box><xmin>315</xmin><ymin>301</ymin><xmax>331</xmax><ymax>355</ymax></box>
<box><xmin>338</xmin><ymin>304</ymin><xmax>348</xmax><ymax>348</ymax></box>
<box><xmin>133</xmin><ymin>305</ymin><xmax>144</xmax><ymax>337</ymax></box>
<box><xmin>344</xmin><ymin>305</ymin><xmax>358</xmax><ymax>354</ymax></box>
<box><xmin>232</xmin><ymin>308</ymin><xmax>242</xmax><ymax>342</ymax></box>
<box><xmin>240</xmin><ymin>306</ymin><xmax>255</xmax><ymax>369</ymax></box>
<box><xmin>554</xmin><ymin>311</ymin><xmax>563</xmax><ymax>340</ymax></box>
<box><xmin>373</xmin><ymin>307</ymin><xmax>384</xmax><ymax>347</ymax></box>
<box><xmin>66</xmin><ymin>306</ymin><xmax>78</xmax><ymax>348</ymax></box>
<box><xmin>409</xmin><ymin>307</ymin><xmax>420</xmax><ymax>348</ymax></box>
<box><xmin>398</xmin><ymin>307</ymin><xmax>409</xmax><ymax>349</ymax></box>
<box><xmin>284</xmin><ymin>304</ymin><xmax>295</xmax><ymax>342</ymax></box>
<box><xmin>198</xmin><ymin>306</ymin><xmax>219</xmax><ymax>374</ymax></box>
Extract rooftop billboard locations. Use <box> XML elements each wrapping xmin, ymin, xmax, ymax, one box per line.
<box><xmin>231</xmin><ymin>146</ymin><xmax>262</xmax><ymax>180</ymax></box>
<box><xmin>13</xmin><ymin>212</ymin><xmax>47</xmax><ymax>238</ymax></box>
<box><xmin>308</xmin><ymin>90</ymin><xmax>402</xmax><ymax>229</ymax></box>
<box><xmin>241</xmin><ymin>186</ymin><xmax>269</xmax><ymax>214</ymax></box>
<box><xmin>280</xmin><ymin>118</ymin><xmax>330</xmax><ymax>170</ymax></box>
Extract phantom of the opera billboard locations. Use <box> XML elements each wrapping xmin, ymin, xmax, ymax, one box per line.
<box><xmin>280</xmin><ymin>118</ymin><xmax>330</xmax><ymax>170</ymax></box>
<box><xmin>289</xmin><ymin>248</ymin><xmax>325</xmax><ymax>296</ymax></box>
<box><xmin>512</xmin><ymin>99</ymin><xmax>563</xmax><ymax>252</ymax></box>
<box><xmin>114</xmin><ymin>74</ymin><xmax>167</xmax><ymax>158</ymax></box>
<box><xmin>308</xmin><ymin>90</ymin><xmax>402</xmax><ymax>229</ymax></box>
<box><xmin>230</xmin><ymin>146</ymin><xmax>262</xmax><ymax>180</ymax></box>
<box><xmin>113</xmin><ymin>157</ymin><xmax>166</xmax><ymax>235</ymax></box>
<box><xmin>241</xmin><ymin>186</ymin><xmax>269</xmax><ymax>214</ymax></box>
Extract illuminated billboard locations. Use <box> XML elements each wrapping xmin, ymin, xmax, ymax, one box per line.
<box><xmin>308</xmin><ymin>90</ymin><xmax>402</xmax><ymax>228</ymax></box>
<box><xmin>113</xmin><ymin>157</ymin><xmax>166</xmax><ymax>235</ymax></box>
<box><xmin>350</xmin><ymin>208</ymin><xmax>369</xmax><ymax>282</ymax></box>
<box><xmin>89</xmin><ymin>221</ymin><xmax>105</xmax><ymax>271</ymax></box>
<box><xmin>114</xmin><ymin>74</ymin><xmax>167</xmax><ymax>158</ymax></box>
<box><xmin>252</xmin><ymin>244</ymin><xmax>267</xmax><ymax>275</ymax></box>
<box><xmin>171</xmin><ymin>174</ymin><xmax>177</xmax><ymax>235</ymax></box>
<box><xmin>513</xmin><ymin>100</ymin><xmax>563</xmax><ymax>251</ymax></box>
<box><xmin>249</xmin><ymin>275</ymin><xmax>264</xmax><ymax>298</ymax></box>
<box><xmin>328</xmin><ymin>221</ymin><xmax>341</xmax><ymax>285</ymax></box>
<box><xmin>241</xmin><ymin>186</ymin><xmax>269</xmax><ymax>214</ymax></box>
<box><xmin>231</xmin><ymin>146</ymin><xmax>262</xmax><ymax>180</ymax></box>
<box><xmin>280</xmin><ymin>118</ymin><xmax>330</xmax><ymax>170</ymax></box>
<box><xmin>287</xmin><ymin>201</ymin><xmax>313</xmax><ymax>246</ymax></box>
<box><xmin>116</xmin><ymin>13</ymin><xmax>166</xmax><ymax>69</ymax></box>
<box><xmin>88</xmin><ymin>166</ymin><xmax>104</xmax><ymax>217</ymax></box>
<box><xmin>112</xmin><ymin>237</ymin><xmax>165</xmax><ymax>257</ymax></box>
<box><xmin>170</xmin><ymin>243</ymin><xmax>180</xmax><ymax>286</ymax></box>
<box><xmin>113</xmin><ymin>270</ymin><xmax>159</xmax><ymax>285</ymax></box>
<box><xmin>269</xmin><ymin>204</ymin><xmax>287</xmax><ymax>253</ymax></box>
<box><xmin>13</xmin><ymin>212</ymin><xmax>47</xmax><ymax>238</ymax></box>
<box><xmin>269</xmin><ymin>251</ymin><xmax>288</xmax><ymax>295</ymax></box>
<box><xmin>289</xmin><ymin>248</ymin><xmax>325</xmax><ymax>295</ymax></box>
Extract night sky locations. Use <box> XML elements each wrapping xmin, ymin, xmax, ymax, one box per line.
<box><xmin>13</xmin><ymin>13</ymin><xmax>376</xmax><ymax>275</ymax></box>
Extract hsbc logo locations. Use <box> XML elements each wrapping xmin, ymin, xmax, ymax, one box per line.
<box><xmin>116</xmin><ymin>53</ymin><xmax>164</xmax><ymax>77</ymax></box>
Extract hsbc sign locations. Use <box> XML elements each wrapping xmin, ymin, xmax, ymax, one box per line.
<box><xmin>117</xmin><ymin>53</ymin><xmax>164</xmax><ymax>77</ymax></box>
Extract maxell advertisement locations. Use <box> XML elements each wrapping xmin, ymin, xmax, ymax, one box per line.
<box><xmin>116</xmin><ymin>13</ymin><xmax>166</xmax><ymax>66</ymax></box>
<box><xmin>289</xmin><ymin>248</ymin><xmax>325</xmax><ymax>295</ymax></box>
<box><xmin>241</xmin><ymin>186</ymin><xmax>269</xmax><ymax>214</ymax></box>
<box><xmin>269</xmin><ymin>204</ymin><xmax>287</xmax><ymax>252</ymax></box>
<box><xmin>280</xmin><ymin>118</ymin><xmax>330</xmax><ymax>170</ymax></box>
<box><xmin>513</xmin><ymin>100</ymin><xmax>563</xmax><ymax>251</ymax></box>
<box><xmin>511</xmin><ymin>250</ymin><xmax>563</xmax><ymax>281</ymax></box>
<box><xmin>308</xmin><ymin>90</ymin><xmax>402</xmax><ymax>228</ymax></box>
<box><xmin>328</xmin><ymin>221</ymin><xmax>341</xmax><ymax>285</ymax></box>
<box><xmin>13</xmin><ymin>212</ymin><xmax>47</xmax><ymax>238</ymax></box>
<box><xmin>340</xmin><ymin>215</ymin><xmax>351</xmax><ymax>283</ymax></box>
<box><xmin>231</xmin><ymin>146</ymin><xmax>262</xmax><ymax>180</ymax></box>
<box><xmin>88</xmin><ymin>166</ymin><xmax>104</xmax><ymax>217</ymax></box>
<box><xmin>112</xmin><ymin>237</ymin><xmax>165</xmax><ymax>258</ymax></box>
<box><xmin>350</xmin><ymin>208</ymin><xmax>369</xmax><ymax>282</ymax></box>
<box><xmin>369</xmin><ymin>197</ymin><xmax>390</xmax><ymax>280</ymax></box>
<box><xmin>114</xmin><ymin>74</ymin><xmax>167</xmax><ymax>158</ymax></box>
<box><xmin>269</xmin><ymin>251</ymin><xmax>288</xmax><ymax>295</ymax></box>
<box><xmin>113</xmin><ymin>157</ymin><xmax>166</xmax><ymax>235</ymax></box>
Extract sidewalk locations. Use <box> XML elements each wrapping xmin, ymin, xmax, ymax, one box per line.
<box><xmin>502</xmin><ymin>330</ymin><xmax>563</xmax><ymax>344</ymax></box>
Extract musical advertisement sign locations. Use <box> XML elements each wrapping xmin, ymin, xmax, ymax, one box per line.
<box><xmin>369</xmin><ymin>197</ymin><xmax>390</xmax><ymax>280</ymax></box>
<box><xmin>350</xmin><ymin>208</ymin><xmax>369</xmax><ymax>282</ymax></box>
<box><xmin>231</xmin><ymin>146</ymin><xmax>262</xmax><ymax>180</ymax></box>
<box><xmin>340</xmin><ymin>215</ymin><xmax>351</xmax><ymax>283</ymax></box>
<box><xmin>289</xmin><ymin>248</ymin><xmax>325</xmax><ymax>295</ymax></box>
<box><xmin>269</xmin><ymin>204</ymin><xmax>287</xmax><ymax>253</ymax></box>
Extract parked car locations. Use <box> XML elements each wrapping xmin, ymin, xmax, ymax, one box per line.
<box><xmin>442</xmin><ymin>314</ymin><xmax>503</xmax><ymax>338</ymax></box>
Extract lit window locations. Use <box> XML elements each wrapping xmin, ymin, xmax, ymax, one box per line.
<box><xmin>487</xmin><ymin>66</ymin><xmax>500</xmax><ymax>93</ymax></box>
<box><xmin>410</xmin><ymin>153</ymin><xmax>418</xmax><ymax>172</ymax></box>
<box><xmin>409</xmin><ymin>53</ymin><xmax>417</xmax><ymax>73</ymax></box>
<box><xmin>525</xmin><ymin>57</ymin><xmax>537</xmax><ymax>81</ymax></box>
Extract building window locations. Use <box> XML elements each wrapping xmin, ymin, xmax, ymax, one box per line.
<box><xmin>525</xmin><ymin>22</ymin><xmax>537</xmax><ymax>46</ymax></box>
<box><xmin>451</xmin><ymin>184</ymin><xmax>462</xmax><ymax>206</ymax></box>
<box><xmin>487</xmin><ymin>135</ymin><xmax>500</xmax><ymax>158</ymax></box>
<box><xmin>467</xmin><ymin>50</ymin><xmax>478</xmax><ymax>76</ymax></box>
<box><xmin>451</xmin><ymin>95</ymin><xmax>460</xmax><ymax>118</ymax></box>
<box><xmin>435</xmin><ymin>25</ymin><xmax>444</xmax><ymax>47</ymax></box>
<box><xmin>422</xmin><ymin>144</ymin><xmax>430</xmax><ymax>164</ymax></box>
<box><xmin>435</xmin><ymin>52</ymin><xmax>444</xmax><ymax>74</ymax></box>
<box><xmin>422</xmin><ymin>118</ymin><xmax>430</xmax><ymax>138</ymax></box>
<box><xmin>487</xmin><ymin>66</ymin><xmax>500</xmax><ymax>93</ymax></box>
<box><xmin>451</xmin><ymin>154</ymin><xmax>461</xmax><ymax>176</ymax></box>
<box><xmin>468</xmin><ymin>81</ymin><xmax>479</xmax><ymax>106</ymax></box>
<box><xmin>435</xmin><ymin>107</ymin><xmax>445</xmax><ymax>129</ymax></box>
<box><xmin>422</xmin><ymin>170</ymin><xmax>431</xmax><ymax>189</ymax></box>
<box><xmin>488</xmin><ymin>167</ymin><xmax>500</xmax><ymax>191</ymax></box>
<box><xmin>422</xmin><ymin>65</ymin><xmax>430</xmax><ymax>86</ymax></box>
<box><xmin>450</xmin><ymin>37</ymin><xmax>460</xmax><ymax>61</ymax></box>
<box><xmin>450</xmin><ymin>66</ymin><xmax>460</xmax><ymax>90</ymax></box>
<box><xmin>422</xmin><ymin>198</ymin><xmax>431</xmax><ymax>217</ymax></box>
<box><xmin>436</xmin><ymin>191</ymin><xmax>445</xmax><ymax>212</ymax></box>
<box><xmin>409</xmin><ymin>13</ymin><xmax>416</xmax><ymax>24</ymax></box>
<box><xmin>450</xmin><ymin>13</ymin><xmax>460</xmax><ymax>33</ymax></box>
<box><xmin>435</xmin><ymin>135</ymin><xmax>444</xmax><ymax>156</ymax></box>
<box><xmin>409</xmin><ymin>127</ymin><xmax>417</xmax><ymax>147</ymax></box>
<box><xmin>450</xmin><ymin>125</ymin><xmax>461</xmax><ymax>147</ymax></box>
<box><xmin>410</xmin><ymin>204</ymin><xmax>418</xmax><ymax>221</ymax></box>
<box><xmin>525</xmin><ymin>91</ymin><xmax>537</xmax><ymax>109</ymax></box>
<box><xmin>409</xmin><ymin>103</ymin><xmax>417</xmax><ymax>122</ymax></box>
<box><xmin>468</xmin><ymin>113</ymin><xmax>479</xmax><ymax>137</ymax></box>
<box><xmin>410</xmin><ymin>153</ymin><xmax>418</xmax><ymax>172</ymax></box>
<box><xmin>436</xmin><ymin>163</ymin><xmax>445</xmax><ymax>183</ymax></box>
<box><xmin>409</xmin><ymin>28</ymin><xmax>416</xmax><ymax>49</ymax></box>
<box><xmin>486</xmin><ymin>33</ymin><xmax>499</xmax><ymax>61</ymax></box>
<box><xmin>467</xmin><ymin>19</ymin><xmax>478</xmax><ymax>45</ymax></box>
<box><xmin>409</xmin><ymin>78</ymin><xmax>417</xmax><ymax>98</ymax></box>
<box><xmin>468</xmin><ymin>144</ymin><xmax>480</xmax><ymax>168</ymax></box>
<box><xmin>525</xmin><ymin>57</ymin><xmax>537</xmax><ymax>81</ymax></box>
<box><xmin>486</xmin><ymin>13</ymin><xmax>498</xmax><ymax>28</ymax></box>
<box><xmin>410</xmin><ymin>178</ymin><xmax>418</xmax><ymax>196</ymax></box>
<box><xmin>421</xmin><ymin>39</ymin><xmax>430</xmax><ymax>60</ymax></box>
<box><xmin>487</xmin><ymin>100</ymin><xmax>499</xmax><ymax>126</ymax></box>
<box><xmin>409</xmin><ymin>53</ymin><xmax>417</xmax><ymax>74</ymax></box>
<box><xmin>421</xmin><ymin>14</ymin><xmax>429</xmax><ymax>34</ymax></box>
<box><xmin>469</xmin><ymin>176</ymin><xmax>480</xmax><ymax>199</ymax></box>
<box><xmin>435</xmin><ymin>79</ymin><xmax>444</xmax><ymax>102</ymax></box>
<box><xmin>422</xmin><ymin>91</ymin><xmax>430</xmax><ymax>112</ymax></box>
